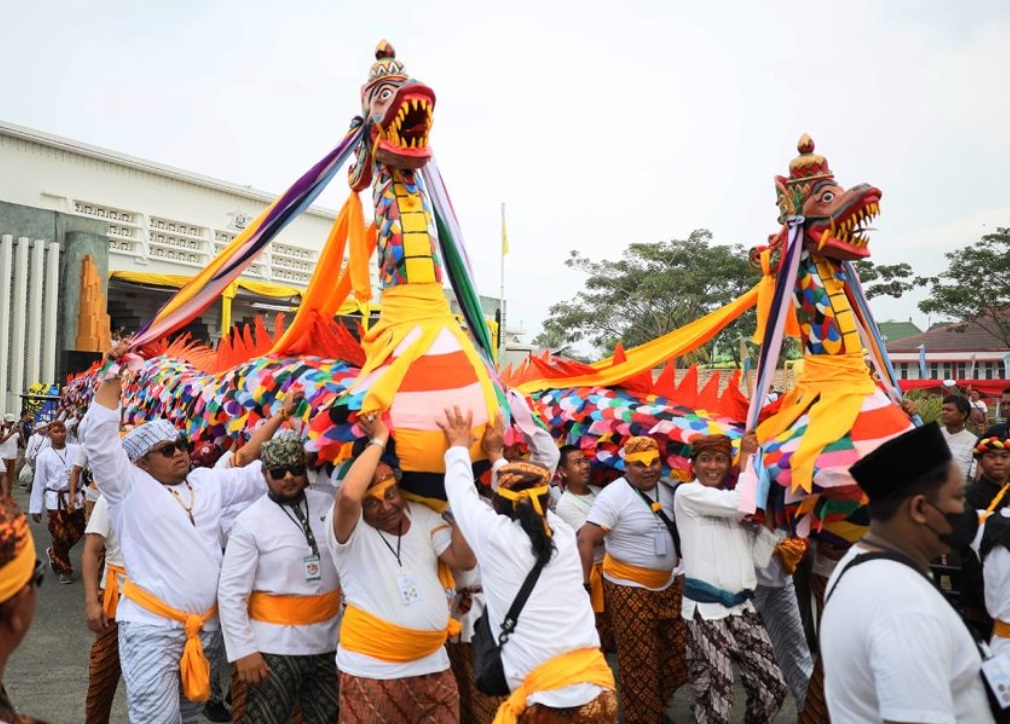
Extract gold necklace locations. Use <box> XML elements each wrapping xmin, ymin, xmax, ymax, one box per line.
<box><xmin>166</xmin><ymin>480</ymin><xmax>196</xmax><ymax>526</ymax></box>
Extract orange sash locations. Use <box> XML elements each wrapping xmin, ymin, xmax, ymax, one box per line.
<box><xmin>248</xmin><ymin>589</ymin><xmax>341</xmax><ymax>626</ymax></box>
<box><xmin>102</xmin><ymin>564</ymin><xmax>126</xmax><ymax>620</ymax></box>
<box><xmin>602</xmin><ymin>553</ymin><xmax>673</xmax><ymax>590</ymax></box>
<box><xmin>340</xmin><ymin>603</ymin><xmax>460</xmax><ymax>663</ymax></box>
<box><xmin>493</xmin><ymin>646</ymin><xmax>615</xmax><ymax>723</ymax></box>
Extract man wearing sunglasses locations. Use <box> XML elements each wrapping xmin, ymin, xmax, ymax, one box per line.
<box><xmin>0</xmin><ymin>499</ymin><xmax>46</xmax><ymax>723</ymax></box>
<box><xmin>85</xmin><ymin>346</ymin><xmax>269</xmax><ymax>724</ymax></box>
<box><xmin>218</xmin><ymin>432</ymin><xmax>340</xmax><ymax>723</ymax></box>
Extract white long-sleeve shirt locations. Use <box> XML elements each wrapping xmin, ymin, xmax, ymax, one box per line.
<box><xmin>85</xmin><ymin>403</ymin><xmax>267</xmax><ymax>629</ymax></box>
<box><xmin>218</xmin><ymin>490</ymin><xmax>341</xmax><ymax>662</ymax></box>
<box><xmin>29</xmin><ymin>444</ymin><xmax>82</xmax><ymax>514</ymax></box>
<box><xmin>444</xmin><ymin>446</ymin><xmax>603</xmax><ymax>710</ymax></box>
<box><xmin>25</xmin><ymin>433</ymin><xmax>50</xmax><ymax>468</ymax></box>
<box><xmin>674</xmin><ymin>481</ymin><xmax>782</xmax><ymax>621</ymax></box>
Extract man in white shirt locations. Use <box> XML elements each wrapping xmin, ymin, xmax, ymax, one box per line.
<box><xmin>821</xmin><ymin>423</ymin><xmax>995</xmax><ymax>724</ymax></box>
<box><xmin>554</xmin><ymin>444</ymin><xmax>612</xmax><ymax>651</ymax></box>
<box><xmin>941</xmin><ymin>394</ymin><xmax>979</xmax><ymax>482</ymax></box>
<box><xmin>675</xmin><ymin>434</ymin><xmax>785</xmax><ymax>724</ymax></box>
<box><xmin>82</xmin><ymin>494</ymin><xmax>126</xmax><ymax>723</ymax></box>
<box><xmin>219</xmin><ymin>434</ymin><xmax>340</xmax><ymax>723</ymax></box>
<box><xmin>87</xmin><ymin>355</ymin><xmax>269</xmax><ymax>724</ymax></box>
<box><xmin>577</xmin><ymin>435</ymin><xmax>689</xmax><ymax>724</ymax></box>
<box><xmin>327</xmin><ymin>413</ymin><xmax>476</xmax><ymax>723</ymax></box>
<box><xmin>23</xmin><ymin>420</ymin><xmax>51</xmax><ymax>492</ymax></box>
<box><xmin>0</xmin><ymin>413</ymin><xmax>19</xmax><ymax>499</ymax></box>
<box><xmin>28</xmin><ymin>419</ymin><xmax>84</xmax><ymax>584</ymax></box>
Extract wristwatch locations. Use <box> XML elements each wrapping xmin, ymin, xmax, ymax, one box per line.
<box><xmin>368</xmin><ymin>438</ymin><xmax>387</xmax><ymax>450</ymax></box>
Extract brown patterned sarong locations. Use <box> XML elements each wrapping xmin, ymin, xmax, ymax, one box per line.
<box><xmin>516</xmin><ymin>689</ymin><xmax>617</xmax><ymax>723</ymax></box>
<box><xmin>47</xmin><ymin>502</ymin><xmax>86</xmax><ymax>574</ymax></box>
<box><xmin>799</xmin><ymin>572</ymin><xmax>830</xmax><ymax>724</ymax></box>
<box><xmin>685</xmin><ymin>610</ymin><xmax>786</xmax><ymax>724</ymax></box>
<box><xmin>339</xmin><ymin>668</ymin><xmax>459</xmax><ymax>723</ymax></box>
<box><xmin>447</xmin><ymin>641</ymin><xmax>505</xmax><ymax>723</ymax></box>
<box><xmin>85</xmin><ymin>618</ymin><xmax>121</xmax><ymax>723</ymax></box>
<box><xmin>604</xmin><ymin>577</ymin><xmax>689</xmax><ymax>724</ymax></box>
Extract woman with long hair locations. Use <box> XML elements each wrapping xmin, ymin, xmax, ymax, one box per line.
<box><xmin>438</xmin><ymin>407</ymin><xmax>616</xmax><ymax>723</ymax></box>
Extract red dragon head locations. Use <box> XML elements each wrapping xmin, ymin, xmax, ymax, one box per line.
<box><xmin>348</xmin><ymin>40</ymin><xmax>436</xmax><ymax>192</ymax></box>
<box><xmin>772</xmin><ymin>134</ymin><xmax>881</xmax><ymax>261</ymax></box>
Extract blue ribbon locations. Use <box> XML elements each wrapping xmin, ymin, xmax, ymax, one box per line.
<box><xmin>684</xmin><ymin>577</ymin><xmax>755</xmax><ymax>608</ymax></box>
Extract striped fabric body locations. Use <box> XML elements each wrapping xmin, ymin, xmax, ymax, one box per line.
<box><xmin>117</xmin><ymin>621</ymin><xmax>222</xmax><ymax>724</ymax></box>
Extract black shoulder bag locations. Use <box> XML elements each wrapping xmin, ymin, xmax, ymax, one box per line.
<box><xmin>631</xmin><ymin>481</ymin><xmax>682</xmax><ymax>558</ymax></box>
<box><xmin>471</xmin><ymin>560</ymin><xmax>545</xmax><ymax>696</ymax></box>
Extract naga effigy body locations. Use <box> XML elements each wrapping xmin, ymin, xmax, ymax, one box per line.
<box><xmin>65</xmin><ymin>41</ymin><xmax>508</xmax><ymax>507</ymax></box>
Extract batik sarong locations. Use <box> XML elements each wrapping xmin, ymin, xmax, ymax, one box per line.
<box><xmin>516</xmin><ymin>689</ymin><xmax>618</xmax><ymax>723</ymax></box>
<box><xmin>685</xmin><ymin>609</ymin><xmax>786</xmax><ymax>724</ymax></box>
<box><xmin>603</xmin><ymin>577</ymin><xmax>689</xmax><ymax>724</ymax></box>
<box><xmin>447</xmin><ymin>640</ymin><xmax>505</xmax><ymax>723</ymax></box>
<box><xmin>799</xmin><ymin>572</ymin><xmax>830</xmax><ymax>724</ymax></box>
<box><xmin>85</xmin><ymin>620</ymin><xmax>121</xmax><ymax>723</ymax></box>
<box><xmin>338</xmin><ymin>668</ymin><xmax>459</xmax><ymax>723</ymax></box>
<box><xmin>754</xmin><ymin>580</ymin><xmax>813</xmax><ymax>709</ymax></box>
<box><xmin>47</xmin><ymin>498</ymin><xmax>85</xmax><ymax>574</ymax></box>
<box><xmin>229</xmin><ymin>652</ymin><xmax>335</xmax><ymax>724</ymax></box>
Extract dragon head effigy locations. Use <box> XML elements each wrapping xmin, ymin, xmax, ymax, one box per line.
<box><xmin>348</xmin><ymin>40</ymin><xmax>435</xmax><ymax>191</ymax></box>
<box><xmin>773</xmin><ymin>134</ymin><xmax>881</xmax><ymax>262</ymax></box>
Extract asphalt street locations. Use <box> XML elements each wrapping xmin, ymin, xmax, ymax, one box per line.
<box><xmin>3</xmin><ymin>484</ymin><xmax>796</xmax><ymax>723</ymax></box>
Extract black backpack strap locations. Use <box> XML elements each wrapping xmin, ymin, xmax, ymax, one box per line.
<box><xmin>498</xmin><ymin>560</ymin><xmax>546</xmax><ymax>645</ymax></box>
<box><xmin>825</xmin><ymin>550</ymin><xmax>932</xmax><ymax>606</ymax></box>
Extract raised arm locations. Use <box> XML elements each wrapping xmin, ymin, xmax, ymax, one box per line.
<box><xmin>332</xmin><ymin>416</ymin><xmax>387</xmax><ymax>544</ymax></box>
<box><xmin>439</xmin><ymin>407</ymin><xmax>496</xmax><ymax>562</ymax></box>
<box><xmin>87</xmin><ymin>343</ymin><xmax>137</xmax><ymax>506</ymax></box>
<box><xmin>232</xmin><ymin>390</ymin><xmax>304</xmax><ymax>467</ymax></box>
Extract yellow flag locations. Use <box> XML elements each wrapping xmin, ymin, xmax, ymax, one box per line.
<box><xmin>501</xmin><ymin>204</ymin><xmax>509</xmax><ymax>256</ymax></box>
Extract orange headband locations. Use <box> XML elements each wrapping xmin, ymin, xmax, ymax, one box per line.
<box><xmin>496</xmin><ymin>484</ymin><xmax>552</xmax><ymax>537</ymax></box>
<box><xmin>0</xmin><ymin>520</ymin><xmax>34</xmax><ymax>604</ymax></box>
<box><xmin>625</xmin><ymin>450</ymin><xmax>660</xmax><ymax>465</ymax></box>
<box><xmin>367</xmin><ymin>475</ymin><xmax>397</xmax><ymax>500</ymax></box>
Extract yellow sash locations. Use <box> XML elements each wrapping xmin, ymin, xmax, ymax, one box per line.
<box><xmin>120</xmin><ymin>580</ymin><xmax>218</xmax><ymax>702</ymax></box>
<box><xmin>102</xmin><ymin>564</ymin><xmax>126</xmax><ymax>620</ymax></box>
<box><xmin>589</xmin><ymin>561</ymin><xmax>605</xmax><ymax>613</ymax></box>
<box><xmin>340</xmin><ymin>603</ymin><xmax>461</xmax><ymax>663</ymax></box>
<box><xmin>993</xmin><ymin>620</ymin><xmax>1010</xmax><ymax>640</ymax></box>
<box><xmin>248</xmin><ymin>589</ymin><xmax>342</xmax><ymax>626</ymax></box>
<box><xmin>493</xmin><ymin>646</ymin><xmax>615</xmax><ymax>723</ymax></box>
<box><xmin>602</xmin><ymin>553</ymin><xmax>672</xmax><ymax>590</ymax></box>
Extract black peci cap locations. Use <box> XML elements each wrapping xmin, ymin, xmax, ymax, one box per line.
<box><xmin>849</xmin><ymin>423</ymin><xmax>952</xmax><ymax>501</ymax></box>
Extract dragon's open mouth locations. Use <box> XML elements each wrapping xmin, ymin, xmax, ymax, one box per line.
<box><xmin>810</xmin><ymin>188</ymin><xmax>881</xmax><ymax>260</ymax></box>
<box><xmin>385</xmin><ymin>96</ymin><xmax>432</xmax><ymax>150</ymax></box>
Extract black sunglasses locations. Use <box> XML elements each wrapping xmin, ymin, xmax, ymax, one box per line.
<box><xmin>148</xmin><ymin>439</ymin><xmax>188</xmax><ymax>458</ymax></box>
<box><xmin>267</xmin><ymin>464</ymin><xmax>306</xmax><ymax>481</ymax></box>
<box><xmin>31</xmin><ymin>559</ymin><xmax>45</xmax><ymax>589</ymax></box>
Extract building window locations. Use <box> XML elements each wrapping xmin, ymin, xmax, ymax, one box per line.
<box><xmin>899</xmin><ymin>362</ymin><xmax>908</xmax><ymax>380</ymax></box>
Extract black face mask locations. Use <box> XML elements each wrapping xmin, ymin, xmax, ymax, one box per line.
<box><xmin>925</xmin><ymin>500</ymin><xmax>979</xmax><ymax>550</ymax></box>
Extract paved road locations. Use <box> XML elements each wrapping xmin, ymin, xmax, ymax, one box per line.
<box><xmin>4</xmin><ymin>485</ymin><xmax>797</xmax><ymax>723</ymax></box>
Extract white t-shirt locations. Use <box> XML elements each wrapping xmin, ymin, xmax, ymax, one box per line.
<box><xmin>84</xmin><ymin>495</ymin><xmax>125</xmax><ymax>589</ymax></box>
<box><xmin>85</xmin><ymin>403</ymin><xmax>267</xmax><ymax>630</ymax></box>
<box><xmin>586</xmin><ymin>478</ymin><xmax>680</xmax><ymax>589</ymax></box>
<box><xmin>25</xmin><ymin>433</ymin><xmax>50</xmax><ymax>467</ymax></box>
<box><xmin>821</xmin><ymin>544</ymin><xmax>994</xmax><ymax>724</ymax></box>
<box><xmin>555</xmin><ymin>487</ymin><xmax>604</xmax><ymax>564</ymax></box>
<box><xmin>326</xmin><ymin>500</ymin><xmax>453</xmax><ymax>679</ymax></box>
<box><xmin>942</xmin><ymin>427</ymin><xmax>978</xmax><ymax>482</ymax></box>
<box><xmin>219</xmin><ymin>490</ymin><xmax>341</xmax><ymax>661</ymax></box>
<box><xmin>674</xmin><ymin>481</ymin><xmax>780</xmax><ymax>620</ymax></box>
<box><xmin>445</xmin><ymin>447</ymin><xmax>603</xmax><ymax>709</ymax></box>
<box><xmin>0</xmin><ymin>427</ymin><xmax>18</xmax><ymax>458</ymax></box>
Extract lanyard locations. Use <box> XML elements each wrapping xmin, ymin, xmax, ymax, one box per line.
<box><xmin>630</xmin><ymin>481</ymin><xmax>664</xmax><ymax>523</ymax></box>
<box><xmin>165</xmin><ymin>480</ymin><xmax>196</xmax><ymax>527</ymax></box>
<box><xmin>276</xmin><ymin>495</ymin><xmax>319</xmax><ymax>557</ymax></box>
<box><xmin>376</xmin><ymin>520</ymin><xmax>403</xmax><ymax>567</ymax></box>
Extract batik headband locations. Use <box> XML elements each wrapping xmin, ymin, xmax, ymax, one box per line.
<box><xmin>496</xmin><ymin>484</ymin><xmax>552</xmax><ymax>537</ymax></box>
<box><xmin>0</xmin><ymin>511</ymin><xmax>35</xmax><ymax>604</ymax></box>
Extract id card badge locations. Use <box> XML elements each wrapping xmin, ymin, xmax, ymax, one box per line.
<box><xmin>397</xmin><ymin>573</ymin><xmax>421</xmax><ymax>607</ymax></box>
<box><xmin>654</xmin><ymin>531</ymin><xmax>669</xmax><ymax>556</ymax></box>
<box><xmin>303</xmin><ymin>555</ymin><xmax>322</xmax><ymax>582</ymax></box>
<box><xmin>982</xmin><ymin>652</ymin><xmax>1010</xmax><ymax>710</ymax></box>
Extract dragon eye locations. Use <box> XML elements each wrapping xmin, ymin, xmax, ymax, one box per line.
<box><xmin>379</xmin><ymin>89</ymin><xmax>393</xmax><ymax>101</ymax></box>
<box><xmin>821</xmin><ymin>191</ymin><xmax>835</xmax><ymax>202</ymax></box>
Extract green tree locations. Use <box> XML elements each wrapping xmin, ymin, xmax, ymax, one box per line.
<box><xmin>919</xmin><ymin>227</ymin><xmax>1010</xmax><ymax>347</ymax></box>
<box><xmin>533</xmin><ymin>230</ymin><xmax>760</xmax><ymax>361</ymax></box>
<box><xmin>852</xmin><ymin>260</ymin><xmax>931</xmax><ymax>300</ymax></box>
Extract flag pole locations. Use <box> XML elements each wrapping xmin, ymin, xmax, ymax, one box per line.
<box><xmin>499</xmin><ymin>202</ymin><xmax>507</xmax><ymax>358</ymax></box>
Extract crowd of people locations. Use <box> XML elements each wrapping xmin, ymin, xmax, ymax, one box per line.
<box><xmin>1</xmin><ymin>355</ymin><xmax>1010</xmax><ymax>723</ymax></box>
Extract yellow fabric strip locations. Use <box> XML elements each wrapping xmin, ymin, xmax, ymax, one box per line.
<box><xmin>492</xmin><ymin>646</ymin><xmax>615</xmax><ymax>723</ymax></box>
<box><xmin>0</xmin><ymin>531</ymin><xmax>34</xmax><ymax>604</ymax></box>
<box><xmin>757</xmin><ymin>353</ymin><xmax>876</xmax><ymax>494</ymax></box>
<box><xmin>367</xmin><ymin>476</ymin><xmax>397</xmax><ymax>500</ymax></box>
<box><xmin>625</xmin><ymin>451</ymin><xmax>660</xmax><ymax>465</ymax></box>
<box><xmin>987</xmin><ymin>484</ymin><xmax>1010</xmax><ymax>515</ymax></box>
<box><xmin>109</xmin><ymin>271</ymin><xmax>304</xmax><ymax>299</ymax></box>
<box><xmin>602</xmin><ymin>553</ymin><xmax>672</xmax><ymax>590</ymax></box>
<box><xmin>517</xmin><ymin>285</ymin><xmax>759</xmax><ymax>394</ymax></box>
<box><xmin>993</xmin><ymin>620</ymin><xmax>1010</xmax><ymax>639</ymax></box>
<box><xmin>340</xmin><ymin>603</ymin><xmax>454</xmax><ymax>663</ymax></box>
<box><xmin>589</xmin><ymin>561</ymin><xmax>605</xmax><ymax>614</ymax></box>
<box><xmin>121</xmin><ymin>580</ymin><xmax>218</xmax><ymax>702</ymax></box>
<box><xmin>102</xmin><ymin>564</ymin><xmax>126</xmax><ymax>620</ymax></box>
<box><xmin>248</xmin><ymin>589</ymin><xmax>342</xmax><ymax>626</ymax></box>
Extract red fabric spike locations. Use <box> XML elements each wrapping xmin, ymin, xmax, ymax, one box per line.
<box><xmin>499</xmin><ymin>362</ymin><xmax>515</xmax><ymax>385</ymax></box>
<box><xmin>653</xmin><ymin>361</ymin><xmax>678</xmax><ymax>398</ymax></box>
<box><xmin>611</xmin><ymin>343</ymin><xmax>627</xmax><ymax>365</ymax></box>
<box><xmin>715</xmin><ymin>370</ymin><xmax>751</xmax><ymax>421</ymax></box>
<box><xmin>273</xmin><ymin>313</ymin><xmax>287</xmax><ymax>343</ymax></box>
<box><xmin>697</xmin><ymin>371</ymin><xmax>722</xmax><ymax>412</ymax></box>
<box><xmin>675</xmin><ymin>365</ymin><xmax>700</xmax><ymax>408</ymax></box>
<box><xmin>251</xmin><ymin>317</ymin><xmax>272</xmax><ymax>355</ymax></box>
<box><xmin>552</xmin><ymin>357</ymin><xmax>597</xmax><ymax>377</ymax></box>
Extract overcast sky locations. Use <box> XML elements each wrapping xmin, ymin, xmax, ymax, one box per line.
<box><xmin>2</xmin><ymin>0</ymin><xmax>1008</xmax><ymax>351</ymax></box>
